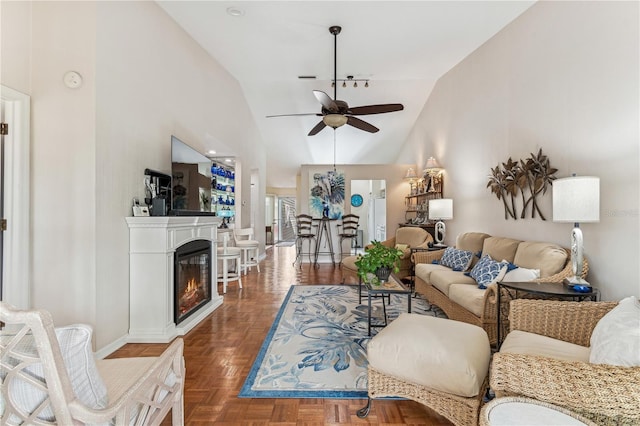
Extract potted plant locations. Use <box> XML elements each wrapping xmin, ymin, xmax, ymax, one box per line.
<box><xmin>354</xmin><ymin>241</ymin><xmax>403</xmax><ymax>285</ymax></box>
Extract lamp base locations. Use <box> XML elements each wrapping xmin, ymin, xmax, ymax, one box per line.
<box><xmin>563</xmin><ymin>276</ymin><xmax>591</xmax><ymax>286</ymax></box>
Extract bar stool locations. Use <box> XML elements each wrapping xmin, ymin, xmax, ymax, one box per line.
<box><xmin>293</xmin><ymin>214</ymin><xmax>317</xmax><ymax>267</ymax></box>
<box><xmin>233</xmin><ymin>228</ymin><xmax>260</xmax><ymax>275</ymax></box>
<box><xmin>337</xmin><ymin>214</ymin><xmax>360</xmax><ymax>264</ymax></box>
<box><xmin>217</xmin><ymin>233</ymin><xmax>242</xmax><ymax>293</ymax></box>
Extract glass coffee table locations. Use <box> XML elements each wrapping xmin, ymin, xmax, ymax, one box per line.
<box><xmin>361</xmin><ymin>274</ymin><xmax>412</xmax><ymax>336</ymax></box>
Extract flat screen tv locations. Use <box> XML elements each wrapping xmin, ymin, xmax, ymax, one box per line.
<box><xmin>170</xmin><ymin>135</ymin><xmax>214</xmax><ymax>215</ymax></box>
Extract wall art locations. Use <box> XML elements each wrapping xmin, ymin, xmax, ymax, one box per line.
<box><xmin>487</xmin><ymin>149</ymin><xmax>557</xmax><ymax>220</ymax></box>
<box><xmin>310</xmin><ymin>170</ymin><xmax>345</xmax><ymax>219</ymax></box>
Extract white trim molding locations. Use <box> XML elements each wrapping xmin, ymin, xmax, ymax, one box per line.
<box><xmin>1</xmin><ymin>85</ymin><xmax>31</xmax><ymax>309</ymax></box>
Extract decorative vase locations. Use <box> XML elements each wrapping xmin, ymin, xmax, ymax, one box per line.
<box><xmin>375</xmin><ymin>266</ymin><xmax>392</xmax><ymax>283</ymax></box>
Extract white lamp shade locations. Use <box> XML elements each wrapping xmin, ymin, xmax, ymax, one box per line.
<box><xmin>424</xmin><ymin>157</ymin><xmax>441</xmax><ymax>171</ymax></box>
<box><xmin>404</xmin><ymin>167</ymin><xmax>418</xmax><ymax>180</ymax></box>
<box><xmin>429</xmin><ymin>198</ymin><xmax>453</xmax><ymax>220</ymax></box>
<box><xmin>553</xmin><ymin>176</ymin><xmax>600</xmax><ymax>223</ymax></box>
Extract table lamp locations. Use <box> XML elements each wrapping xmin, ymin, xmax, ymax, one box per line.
<box><xmin>552</xmin><ymin>176</ymin><xmax>600</xmax><ymax>288</ymax></box>
<box><xmin>429</xmin><ymin>198</ymin><xmax>453</xmax><ymax>247</ymax></box>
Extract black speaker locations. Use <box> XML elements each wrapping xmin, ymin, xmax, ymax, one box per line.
<box><xmin>152</xmin><ymin>197</ymin><xmax>167</xmax><ymax>216</ymax></box>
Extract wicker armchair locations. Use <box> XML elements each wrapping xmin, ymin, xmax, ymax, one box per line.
<box><xmin>0</xmin><ymin>302</ymin><xmax>185</xmax><ymax>425</ymax></box>
<box><xmin>412</xmin><ymin>247</ymin><xmax>588</xmax><ymax>345</ymax></box>
<box><xmin>490</xmin><ymin>299</ymin><xmax>640</xmax><ymax>426</ymax></box>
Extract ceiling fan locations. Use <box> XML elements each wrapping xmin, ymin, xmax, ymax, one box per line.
<box><xmin>266</xmin><ymin>25</ymin><xmax>404</xmax><ymax>136</ymax></box>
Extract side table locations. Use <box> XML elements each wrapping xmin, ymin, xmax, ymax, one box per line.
<box><xmin>496</xmin><ymin>281</ymin><xmax>599</xmax><ymax>348</ymax></box>
<box><xmin>363</xmin><ymin>275</ymin><xmax>412</xmax><ymax>336</ymax></box>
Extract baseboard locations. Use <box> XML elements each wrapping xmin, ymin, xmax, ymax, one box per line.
<box><xmin>95</xmin><ymin>334</ymin><xmax>128</xmax><ymax>360</ymax></box>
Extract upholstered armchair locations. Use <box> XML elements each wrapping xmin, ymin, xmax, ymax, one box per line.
<box><xmin>0</xmin><ymin>302</ymin><xmax>185</xmax><ymax>425</ymax></box>
<box><xmin>341</xmin><ymin>227</ymin><xmax>433</xmax><ymax>282</ymax></box>
<box><xmin>373</xmin><ymin>227</ymin><xmax>433</xmax><ymax>278</ymax></box>
<box><xmin>490</xmin><ymin>299</ymin><xmax>640</xmax><ymax>425</ymax></box>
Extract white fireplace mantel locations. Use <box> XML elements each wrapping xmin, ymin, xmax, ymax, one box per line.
<box><xmin>125</xmin><ymin>216</ymin><xmax>223</xmax><ymax>343</ymax></box>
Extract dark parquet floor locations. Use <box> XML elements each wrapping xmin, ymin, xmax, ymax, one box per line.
<box><xmin>110</xmin><ymin>245</ymin><xmax>453</xmax><ymax>425</ymax></box>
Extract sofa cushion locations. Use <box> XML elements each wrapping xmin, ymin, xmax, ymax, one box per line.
<box><xmin>513</xmin><ymin>241</ymin><xmax>567</xmax><ymax>278</ymax></box>
<box><xmin>414</xmin><ymin>263</ymin><xmax>449</xmax><ymax>285</ymax></box>
<box><xmin>590</xmin><ymin>296</ymin><xmax>640</xmax><ymax>367</ymax></box>
<box><xmin>456</xmin><ymin>232</ymin><xmax>491</xmax><ymax>255</ymax></box>
<box><xmin>500</xmin><ymin>330</ymin><xmax>590</xmax><ymax>362</ymax></box>
<box><xmin>368</xmin><ymin>314</ymin><xmax>490</xmax><ymax>398</ymax></box>
<box><xmin>469</xmin><ymin>255</ymin><xmax>508</xmax><ymax>289</ymax></box>
<box><xmin>456</xmin><ymin>232</ymin><xmax>491</xmax><ymax>267</ymax></box>
<box><xmin>0</xmin><ymin>324</ymin><xmax>108</xmax><ymax>422</ymax></box>
<box><xmin>482</xmin><ymin>237</ymin><xmax>521</xmax><ymax>264</ymax></box>
<box><xmin>431</xmin><ymin>269</ymin><xmax>476</xmax><ymax>296</ymax></box>
<box><xmin>449</xmin><ymin>284</ymin><xmax>486</xmax><ymax>317</ymax></box>
<box><xmin>439</xmin><ymin>247</ymin><xmax>474</xmax><ymax>271</ymax></box>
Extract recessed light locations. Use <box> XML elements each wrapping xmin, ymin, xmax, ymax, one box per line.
<box><xmin>226</xmin><ymin>7</ymin><xmax>245</xmax><ymax>17</ymax></box>
<box><xmin>208</xmin><ymin>150</ymin><xmax>216</xmax><ymax>155</ymax></box>
<box><xmin>225</xmin><ymin>158</ymin><xmax>232</xmax><ymax>163</ymax></box>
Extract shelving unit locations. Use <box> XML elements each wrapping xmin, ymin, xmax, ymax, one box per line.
<box><xmin>401</xmin><ymin>173</ymin><xmax>443</xmax><ymax>239</ymax></box>
<box><xmin>211</xmin><ymin>163</ymin><xmax>235</xmax><ymax>222</ymax></box>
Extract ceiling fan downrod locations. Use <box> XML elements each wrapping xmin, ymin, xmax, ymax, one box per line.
<box><xmin>329</xmin><ymin>25</ymin><xmax>341</xmax><ymax>100</ymax></box>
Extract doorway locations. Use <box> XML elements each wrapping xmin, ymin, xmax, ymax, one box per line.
<box><xmin>278</xmin><ymin>197</ymin><xmax>296</xmax><ymax>242</ymax></box>
<box><xmin>0</xmin><ymin>85</ymin><xmax>31</xmax><ymax>309</ymax></box>
<box><xmin>350</xmin><ymin>180</ymin><xmax>386</xmax><ymax>246</ymax></box>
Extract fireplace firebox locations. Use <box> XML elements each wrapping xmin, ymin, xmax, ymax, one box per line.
<box><xmin>174</xmin><ymin>239</ymin><xmax>212</xmax><ymax>325</ymax></box>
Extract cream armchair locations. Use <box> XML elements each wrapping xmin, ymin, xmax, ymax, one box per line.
<box><xmin>490</xmin><ymin>299</ymin><xmax>640</xmax><ymax>425</ymax></box>
<box><xmin>341</xmin><ymin>227</ymin><xmax>433</xmax><ymax>282</ymax></box>
<box><xmin>374</xmin><ymin>227</ymin><xmax>433</xmax><ymax>278</ymax></box>
<box><xmin>0</xmin><ymin>302</ymin><xmax>184</xmax><ymax>425</ymax></box>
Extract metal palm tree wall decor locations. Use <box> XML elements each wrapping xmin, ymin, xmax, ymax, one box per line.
<box><xmin>487</xmin><ymin>149</ymin><xmax>558</xmax><ymax>220</ymax></box>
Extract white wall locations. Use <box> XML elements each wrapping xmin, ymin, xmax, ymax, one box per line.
<box><xmin>1</xmin><ymin>1</ymin><xmax>266</xmax><ymax>352</ymax></box>
<box><xmin>397</xmin><ymin>1</ymin><xmax>639</xmax><ymax>301</ymax></box>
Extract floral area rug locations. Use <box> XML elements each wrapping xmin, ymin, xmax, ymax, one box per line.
<box><xmin>238</xmin><ymin>284</ymin><xmax>446</xmax><ymax>399</ymax></box>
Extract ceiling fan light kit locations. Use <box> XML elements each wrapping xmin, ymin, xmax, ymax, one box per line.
<box><xmin>266</xmin><ymin>25</ymin><xmax>403</xmax><ymax>136</ymax></box>
<box><xmin>323</xmin><ymin>114</ymin><xmax>349</xmax><ymax>129</ymax></box>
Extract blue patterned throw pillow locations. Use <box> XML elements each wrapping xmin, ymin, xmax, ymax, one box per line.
<box><xmin>440</xmin><ymin>247</ymin><xmax>474</xmax><ymax>272</ymax></box>
<box><xmin>470</xmin><ymin>254</ymin><xmax>509</xmax><ymax>289</ymax></box>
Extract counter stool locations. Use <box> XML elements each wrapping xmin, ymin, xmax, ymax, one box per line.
<box><xmin>233</xmin><ymin>228</ymin><xmax>260</xmax><ymax>275</ymax></box>
<box><xmin>217</xmin><ymin>233</ymin><xmax>242</xmax><ymax>293</ymax></box>
<box><xmin>357</xmin><ymin>314</ymin><xmax>491</xmax><ymax>426</ymax></box>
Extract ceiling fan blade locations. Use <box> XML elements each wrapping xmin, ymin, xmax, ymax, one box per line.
<box><xmin>313</xmin><ymin>90</ymin><xmax>338</xmax><ymax>112</ymax></box>
<box><xmin>308</xmin><ymin>121</ymin><xmax>327</xmax><ymax>136</ymax></box>
<box><xmin>266</xmin><ymin>113</ymin><xmax>321</xmax><ymax>118</ymax></box>
<box><xmin>347</xmin><ymin>104</ymin><xmax>404</xmax><ymax>116</ymax></box>
<box><xmin>347</xmin><ymin>116</ymin><xmax>379</xmax><ymax>133</ymax></box>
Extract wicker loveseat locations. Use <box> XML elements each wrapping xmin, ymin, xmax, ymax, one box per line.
<box><xmin>412</xmin><ymin>232</ymin><xmax>587</xmax><ymax>345</ymax></box>
<box><xmin>490</xmin><ymin>299</ymin><xmax>640</xmax><ymax>425</ymax></box>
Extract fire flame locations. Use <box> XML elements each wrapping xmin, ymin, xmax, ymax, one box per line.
<box><xmin>186</xmin><ymin>278</ymin><xmax>198</xmax><ymax>293</ymax></box>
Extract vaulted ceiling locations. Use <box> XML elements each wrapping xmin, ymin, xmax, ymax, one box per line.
<box><xmin>158</xmin><ymin>1</ymin><xmax>535</xmax><ymax>187</ymax></box>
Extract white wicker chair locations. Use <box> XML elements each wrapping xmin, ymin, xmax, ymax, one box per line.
<box><xmin>0</xmin><ymin>302</ymin><xmax>185</xmax><ymax>425</ymax></box>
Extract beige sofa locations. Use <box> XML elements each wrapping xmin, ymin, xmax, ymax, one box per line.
<box><xmin>413</xmin><ymin>232</ymin><xmax>588</xmax><ymax>345</ymax></box>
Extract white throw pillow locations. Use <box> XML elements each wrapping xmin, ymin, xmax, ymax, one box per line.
<box><xmin>589</xmin><ymin>296</ymin><xmax>640</xmax><ymax>367</ymax></box>
<box><xmin>0</xmin><ymin>324</ymin><xmax>108</xmax><ymax>422</ymax></box>
<box><xmin>502</xmin><ymin>266</ymin><xmax>540</xmax><ymax>282</ymax></box>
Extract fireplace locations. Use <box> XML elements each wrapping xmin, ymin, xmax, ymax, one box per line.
<box><xmin>174</xmin><ymin>239</ymin><xmax>212</xmax><ymax>325</ymax></box>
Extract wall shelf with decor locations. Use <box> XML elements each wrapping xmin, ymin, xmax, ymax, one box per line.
<box><xmin>402</xmin><ymin>157</ymin><xmax>444</xmax><ymax>239</ymax></box>
<box><xmin>211</xmin><ymin>162</ymin><xmax>236</xmax><ymax>223</ymax></box>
